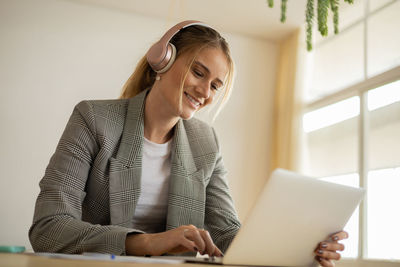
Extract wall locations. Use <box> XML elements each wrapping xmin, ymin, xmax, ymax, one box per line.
<box><xmin>0</xmin><ymin>0</ymin><xmax>278</xmax><ymax>250</ymax></box>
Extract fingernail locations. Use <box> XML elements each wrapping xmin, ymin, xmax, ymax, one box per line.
<box><xmin>321</xmin><ymin>242</ymin><xmax>328</xmax><ymax>248</ymax></box>
<box><xmin>333</xmin><ymin>236</ymin><xmax>339</xmax><ymax>241</ymax></box>
<box><xmin>318</xmin><ymin>250</ymin><xmax>323</xmax><ymax>255</ymax></box>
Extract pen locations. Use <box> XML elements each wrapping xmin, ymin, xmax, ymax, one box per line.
<box><xmin>0</xmin><ymin>246</ymin><xmax>26</xmax><ymax>253</ymax></box>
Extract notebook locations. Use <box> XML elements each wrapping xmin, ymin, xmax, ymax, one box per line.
<box><xmin>163</xmin><ymin>168</ymin><xmax>365</xmax><ymax>267</ymax></box>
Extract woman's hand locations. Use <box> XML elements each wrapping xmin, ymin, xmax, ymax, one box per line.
<box><xmin>314</xmin><ymin>231</ymin><xmax>348</xmax><ymax>267</ymax></box>
<box><xmin>126</xmin><ymin>224</ymin><xmax>223</xmax><ymax>257</ymax></box>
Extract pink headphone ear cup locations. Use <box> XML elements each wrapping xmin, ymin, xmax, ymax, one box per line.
<box><xmin>146</xmin><ymin>20</ymin><xmax>211</xmax><ymax>73</ymax></box>
<box><xmin>147</xmin><ymin>41</ymin><xmax>172</xmax><ymax>73</ymax></box>
<box><xmin>155</xmin><ymin>43</ymin><xmax>176</xmax><ymax>73</ymax></box>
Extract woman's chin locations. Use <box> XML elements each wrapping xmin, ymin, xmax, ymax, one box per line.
<box><xmin>180</xmin><ymin>111</ymin><xmax>196</xmax><ymax>120</ymax></box>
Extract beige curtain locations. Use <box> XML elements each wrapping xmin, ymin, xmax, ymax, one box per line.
<box><xmin>270</xmin><ymin>28</ymin><xmax>305</xmax><ymax>172</ymax></box>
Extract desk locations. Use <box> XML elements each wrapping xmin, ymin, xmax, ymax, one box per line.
<box><xmin>0</xmin><ymin>253</ymin><xmax>227</xmax><ymax>267</ymax></box>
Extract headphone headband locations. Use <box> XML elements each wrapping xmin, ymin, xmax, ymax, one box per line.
<box><xmin>146</xmin><ymin>20</ymin><xmax>212</xmax><ymax>73</ymax></box>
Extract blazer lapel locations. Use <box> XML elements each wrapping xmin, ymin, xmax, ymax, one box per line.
<box><xmin>109</xmin><ymin>90</ymin><xmax>147</xmax><ymax>227</ymax></box>
<box><xmin>166</xmin><ymin>120</ymin><xmax>206</xmax><ymax>230</ymax></box>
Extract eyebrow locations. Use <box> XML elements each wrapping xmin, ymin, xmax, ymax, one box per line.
<box><xmin>194</xmin><ymin>60</ymin><xmax>224</xmax><ymax>86</ymax></box>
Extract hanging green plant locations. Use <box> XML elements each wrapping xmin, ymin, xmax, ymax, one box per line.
<box><xmin>267</xmin><ymin>0</ymin><xmax>354</xmax><ymax>51</ymax></box>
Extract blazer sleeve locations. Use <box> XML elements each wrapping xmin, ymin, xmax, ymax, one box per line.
<box><xmin>29</xmin><ymin>101</ymin><xmax>138</xmax><ymax>255</ymax></box>
<box><xmin>204</xmin><ymin>128</ymin><xmax>241</xmax><ymax>253</ymax></box>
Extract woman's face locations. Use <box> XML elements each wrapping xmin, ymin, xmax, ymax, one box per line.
<box><xmin>158</xmin><ymin>47</ymin><xmax>229</xmax><ymax>120</ymax></box>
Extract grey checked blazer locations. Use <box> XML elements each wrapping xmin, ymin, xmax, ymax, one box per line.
<box><xmin>29</xmin><ymin>89</ymin><xmax>241</xmax><ymax>255</ymax></box>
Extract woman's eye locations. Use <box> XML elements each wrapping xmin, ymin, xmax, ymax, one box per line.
<box><xmin>193</xmin><ymin>69</ymin><xmax>203</xmax><ymax>77</ymax></box>
<box><xmin>211</xmin><ymin>84</ymin><xmax>219</xmax><ymax>91</ymax></box>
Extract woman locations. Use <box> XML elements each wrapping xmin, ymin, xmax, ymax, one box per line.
<box><xmin>29</xmin><ymin>20</ymin><xmax>346</xmax><ymax>266</ymax></box>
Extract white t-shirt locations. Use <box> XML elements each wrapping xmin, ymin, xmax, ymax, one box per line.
<box><xmin>132</xmin><ymin>137</ymin><xmax>172</xmax><ymax>233</ymax></box>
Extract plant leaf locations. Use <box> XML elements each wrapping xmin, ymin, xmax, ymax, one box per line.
<box><xmin>306</xmin><ymin>0</ymin><xmax>314</xmax><ymax>51</ymax></box>
<box><xmin>330</xmin><ymin>0</ymin><xmax>339</xmax><ymax>34</ymax></box>
<box><xmin>317</xmin><ymin>0</ymin><xmax>329</xmax><ymax>36</ymax></box>
<box><xmin>281</xmin><ymin>0</ymin><xmax>288</xmax><ymax>22</ymax></box>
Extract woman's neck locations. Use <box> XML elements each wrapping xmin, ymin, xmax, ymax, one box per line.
<box><xmin>143</xmin><ymin>88</ymin><xmax>179</xmax><ymax>144</ymax></box>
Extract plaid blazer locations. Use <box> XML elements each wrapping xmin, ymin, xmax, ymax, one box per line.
<box><xmin>29</xmin><ymin>89</ymin><xmax>241</xmax><ymax>255</ymax></box>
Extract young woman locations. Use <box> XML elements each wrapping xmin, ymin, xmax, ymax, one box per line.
<box><xmin>29</xmin><ymin>20</ymin><xmax>346</xmax><ymax>267</ymax></box>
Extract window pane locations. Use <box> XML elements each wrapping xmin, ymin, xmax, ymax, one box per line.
<box><xmin>368</xmin><ymin>81</ymin><xmax>400</xmax><ymax>170</ymax></box>
<box><xmin>301</xmin><ymin>99</ymin><xmax>359</xmax><ymax>178</ymax></box>
<box><xmin>314</xmin><ymin>0</ymin><xmax>365</xmax><ymax>44</ymax></box>
<box><xmin>320</xmin><ymin>174</ymin><xmax>360</xmax><ymax>258</ymax></box>
<box><xmin>369</xmin><ymin>0</ymin><xmax>393</xmax><ymax>13</ymax></box>
<box><xmin>367</xmin><ymin>82</ymin><xmax>400</xmax><ymax>260</ymax></box>
<box><xmin>367</xmin><ymin>1</ymin><xmax>400</xmax><ymax>77</ymax></box>
<box><xmin>367</xmin><ymin>168</ymin><xmax>400</xmax><ymax>260</ymax></box>
<box><xmin>338</xmin><ymin>0</ymin><xmax>365</xmax><ymax>30</ymax></box>
<box><xmin>301</xmin><ymin>99</ymin><xmax>360</xmax><ymax>258</ymax></box>
<box><xmin>303</xmin><ymin>97</ymin><xmax>360</xmax><ymax>132</ymax></box>
<box><xmin>368</xmin><ymin>80</ymin><xmax>400</xmax><ymax>111</ymax></box>
<box><xmin>307</xmin><ymin>24</ymin><xmax>364</xmax><ymax>103</ymax></box>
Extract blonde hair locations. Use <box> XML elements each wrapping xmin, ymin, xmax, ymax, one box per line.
<box><xmin>120</xmin><ymin>25</ymin><xmax>235</xmax><ymax>118</ymax></box>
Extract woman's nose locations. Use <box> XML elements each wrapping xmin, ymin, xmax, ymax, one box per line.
<box><xmin>197</xmin><ymin>82</ymin><xmax>211</xmax><ymax>99</ymax></box>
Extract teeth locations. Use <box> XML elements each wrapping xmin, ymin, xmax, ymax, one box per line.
<box><xmin>185</xmin><ymin>92</ymin><xmax>200</xmax><ymax>107</ymax></box>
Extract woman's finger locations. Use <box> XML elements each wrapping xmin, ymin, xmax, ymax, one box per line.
<box><xmin>330</xmin><ymin>231</ymin><xmax>348</xmax><ymax>242</ymax></box>
<box><xmin>178</xmin><ymin>233</ymin><xmax>199</xmax><ymax>253</ymax></box>
<box><xmin>316</xmin><ymin>256</ymin><xmax>335</xmax><ymax>267</ymax></box>
<box><xmin>200</xmin><ymin>230</ymin><xmax>223</xmax><ymax>257</ymax></box>
<box><xmin>182</xmin><ymin>226</ymin><xmax>206</xmax><ymax>253</ymax></box>
<box><xmin>199</xmin><ymin>229</ymin><xmax>216</xmax><ymax>256</ymax></box>
<box><xmin>319</xmin><ymin>241</ymin><xmax>345</xmax><ymax>251</ymax></box>
<box><xmin>213</xmin><ymin>246</ymin><xmax>223</xmax><ymax>257</ymax></box>
<box><xmin>315</xmin><ymin>248</ymin><xmax>341</xmax><ymax>260</ymax></box>
<box><xmin>173</xmin><ymin>225</ymin><xmax>222</xmax><ymax>257</ymax></box>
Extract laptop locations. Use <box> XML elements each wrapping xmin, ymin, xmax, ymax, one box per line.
<box><xmin>163</xmin><ymin>168</ymin><xmax>365</xmax><ymax>266</ymax></box>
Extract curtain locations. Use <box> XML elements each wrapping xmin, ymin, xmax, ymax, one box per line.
<box><xmin>270</xmin><ymin>28</ymin><xmax>306</xmax><ymax>172</ymax></box>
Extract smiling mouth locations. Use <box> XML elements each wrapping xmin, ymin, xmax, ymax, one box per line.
<box><xmin>184</xmin><ymin>92</ymin><xmax>201</xmax><ymax>108</ymax></box>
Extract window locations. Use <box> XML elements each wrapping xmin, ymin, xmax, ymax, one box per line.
<box><xmin>366</xmin><ymin>83</ymin><xmax>400</xmax><ymax>260</ymax></box>
<box><xmin>300</xmin><ymin>0</ymin><xmax>400</xmax><ymax>262</ymax></box>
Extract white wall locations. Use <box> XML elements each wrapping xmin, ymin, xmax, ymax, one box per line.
<box><xmin>0</xmin><ymin>0</ymin><xmax>278</xmax><ymax>250</ymax></box>
<box><xmin>213</xmin><ymin>33</ymin><xmax>277</xmax><ymax>221</ymax></box>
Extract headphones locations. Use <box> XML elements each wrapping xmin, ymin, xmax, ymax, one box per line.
<box><xmin>146</xmin><ymin>20</ymin><xmax>212</xmax><ymax>74</ymax></box>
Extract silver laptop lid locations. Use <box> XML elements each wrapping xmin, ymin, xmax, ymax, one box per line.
<box><xmin>223</xmin><ymin>168</ymin><xmax>365</xmax><ymax>267</ymax></box>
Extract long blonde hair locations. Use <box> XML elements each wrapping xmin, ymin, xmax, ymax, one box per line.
<box><xmin>120</xmin><ymin>25</ymin><xmax>235</xmax><ymax>118</ymax></box>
